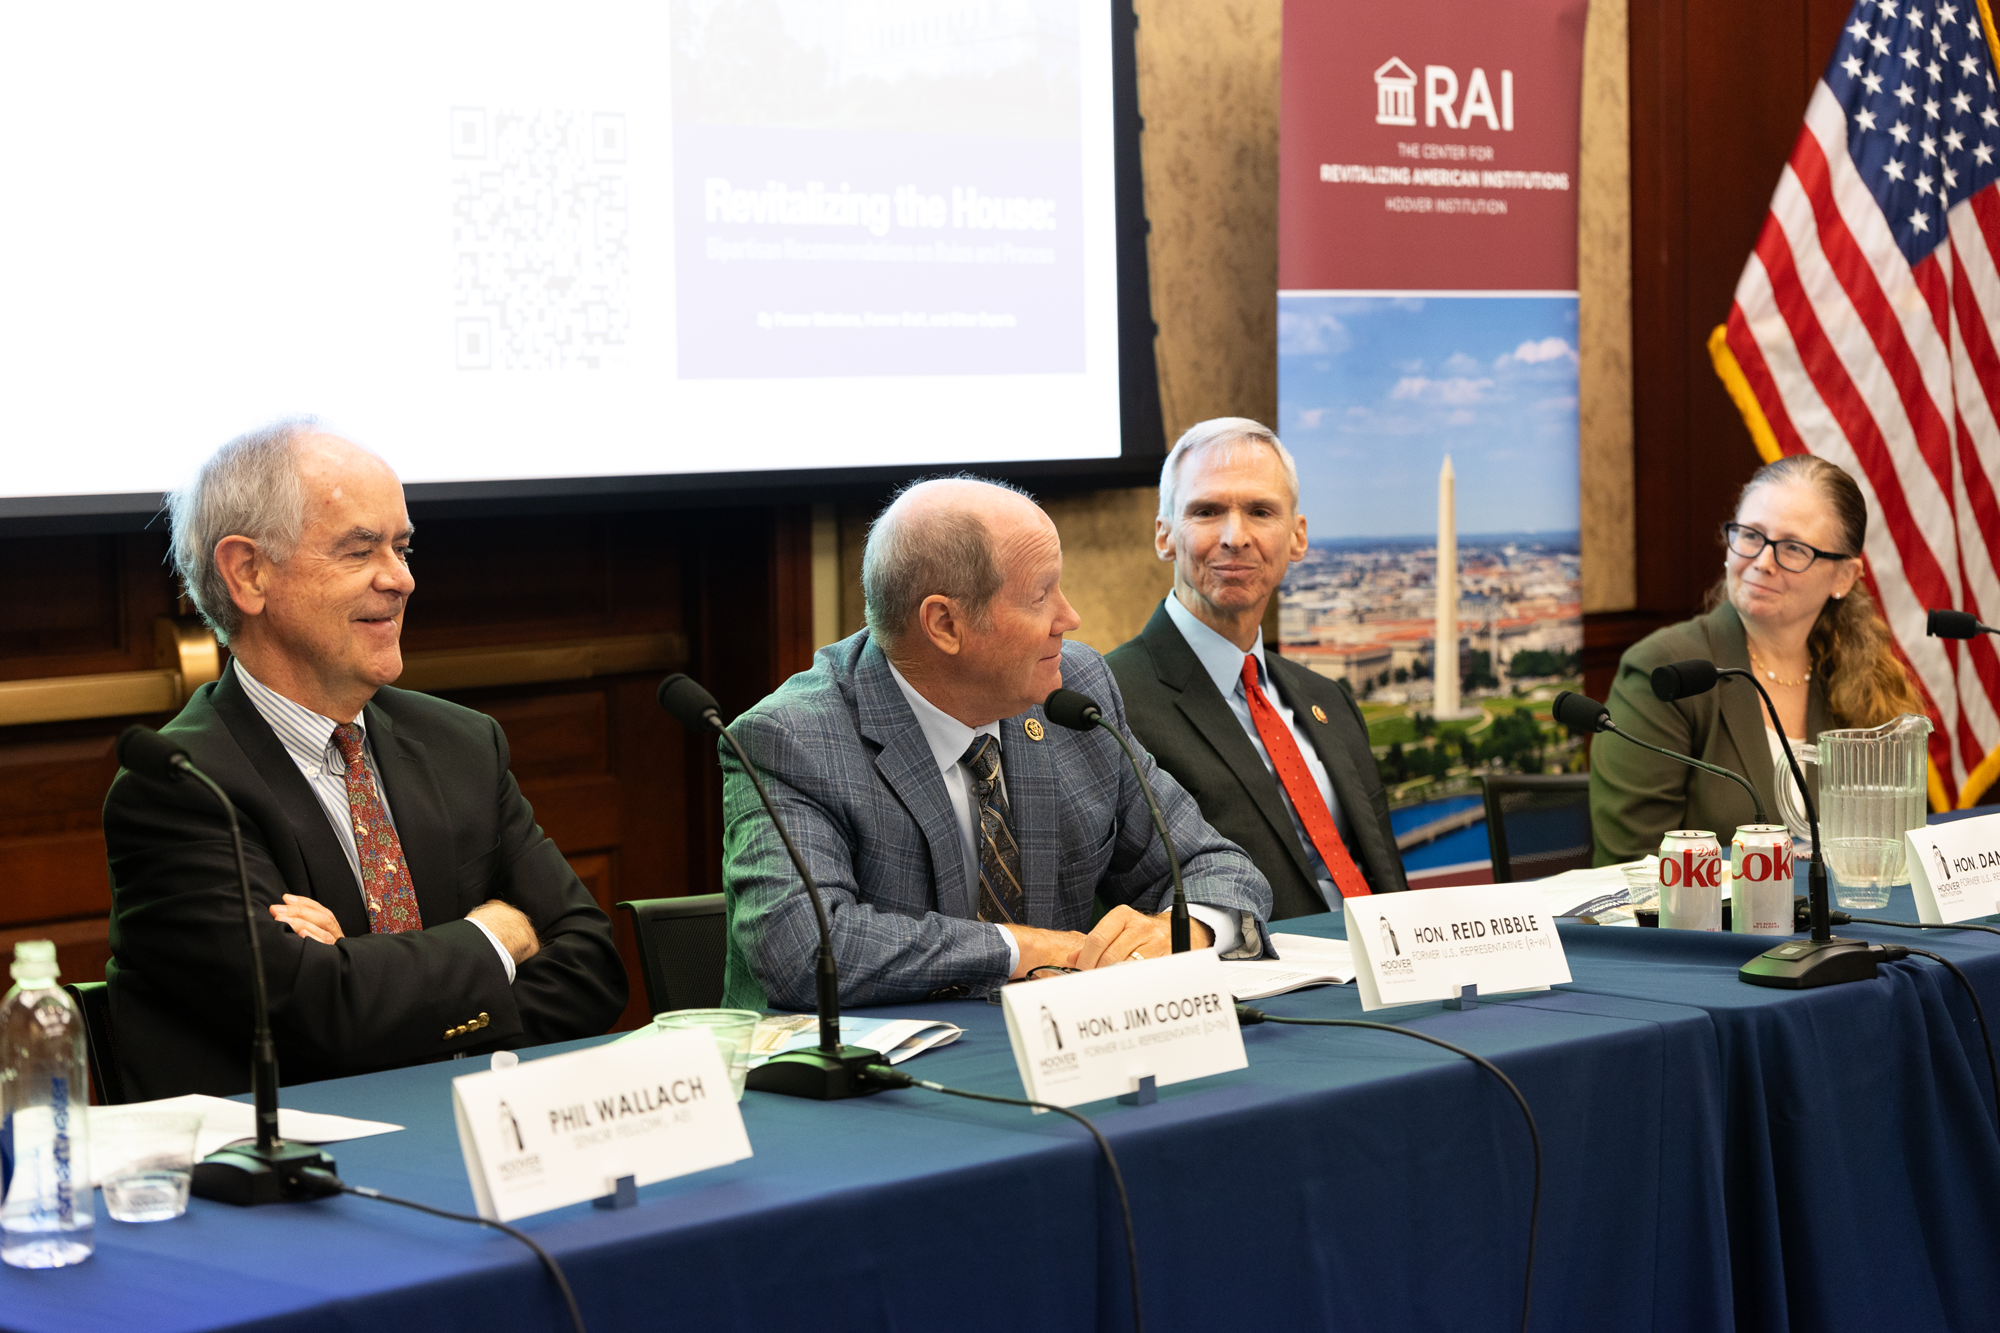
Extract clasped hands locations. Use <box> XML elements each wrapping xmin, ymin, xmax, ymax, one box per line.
<box><xmin>1005</xmin><ymin>904</ymin><xmax>1213</xmax><ymax>980</ymax></box>
<box><xmin>270</xmin><ymin>895</ymin><xmax>541</xmax><ymax>964</ymax></box>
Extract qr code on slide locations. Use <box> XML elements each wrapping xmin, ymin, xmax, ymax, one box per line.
<box><xmin>451</xmin><ymin>107</ymin><xmax>629</xmax><ymax>371</ymax></box>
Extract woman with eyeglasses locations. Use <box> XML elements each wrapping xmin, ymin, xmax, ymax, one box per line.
<box><xmin>1590</xmin><ymin>454</ymin><xmax>1925</xmax><ymax>865</ymax></box>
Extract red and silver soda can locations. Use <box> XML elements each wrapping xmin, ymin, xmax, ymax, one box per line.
<box><xmin>1658</xmin><ymin>830</ymin><xmax>1724</xmax><ymax>930</ymax></box>
<box><xmin>1730</xmin><ymin>824</ymin><xmax>1795</xmax><ymax>936</ymax></box>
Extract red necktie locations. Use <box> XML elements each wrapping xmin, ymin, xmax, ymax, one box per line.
<box><xmin>1240</xmin><ymin>656</ymin><xmax>1372</xmax><ymax>898</ymax></box>
<box><xmin>331</xmin><ymin>723</ymin><xmax>424</xmax><ymax>933</ymax></box>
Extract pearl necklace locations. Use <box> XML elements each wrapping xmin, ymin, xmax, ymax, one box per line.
<box><xmin>1749</xmin><ymin>649</ymin><xmax>1810</xmax><ymax>688</ymax></box>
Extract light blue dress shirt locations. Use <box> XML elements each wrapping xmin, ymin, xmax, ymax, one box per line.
<box><xmin>234</xmin><ymin>663</ymin><xmax>515</xmax><ymax>981</ymax></box>
<box><xmin>1162</xmin><ymin>594</ymin><xmax>1356</xmax><ymax>913</ymax></box>
<box><xmin>885</xmin><ymin>661</ymin><xmax>1238</xmax><ymax>971</ymax></box>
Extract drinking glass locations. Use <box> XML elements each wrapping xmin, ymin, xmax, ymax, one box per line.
<box><xmin>91</xmin><ymin>1108</ymin><xmax>203</xmax><ymax>1223</ymax></box>
<box><xmin>654</xmin><ymin>1009</ymin><xmax>762</xmax><ymax>1100</ymax></box>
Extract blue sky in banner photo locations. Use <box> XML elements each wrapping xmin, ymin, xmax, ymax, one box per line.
<box><xmin>1276</xmin><ymin>295</ymin><xmax>1581</xmax><ymax>541</ymax></box>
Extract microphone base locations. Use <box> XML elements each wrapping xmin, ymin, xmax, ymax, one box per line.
<box><xmin>744</xmin><ymin>1045</ymin><xmax>889</xmax><ymax>1100</ymax></box>
<box><xmin>1739</xmin><ymin>935</ymin><xmax>1879</xmax><ymax>989</ymax></box>
<box><xmin>190</xmin><ymin>1139</ymin><xmax>339</xmax><ymax>1206</ymax></box>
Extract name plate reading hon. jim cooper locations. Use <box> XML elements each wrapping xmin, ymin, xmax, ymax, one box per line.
<box><xmin>999</xmin><ymin>949</ymin><xmax>1247</xmax><ymax>1111</ymax></box>
<box><xmin>451</xmin><ymin>1031</ymin><xmax>752</xmax><ymax>1222</ymax></box>
<box><xmin>1345</xmin><ymin>885</ymin><xmax>1571</xmax><ymax>1011</ymax></box>
<box><xmin>1908</xmin><ymin>813</ymin><xmax>2000</xmax><ymax>924</ymax></box>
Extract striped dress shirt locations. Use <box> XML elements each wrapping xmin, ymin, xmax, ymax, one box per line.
<box><xmin>234</xmin><ymin>663</ymin><xmax>514</xmax><ymax>980</ymax></box>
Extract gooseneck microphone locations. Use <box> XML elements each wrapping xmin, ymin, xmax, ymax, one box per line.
<box><xmin>1927</xmin><ymin>608</ymin><xmax>1998</xmax><ymax>639</ymax></box>
<box><xmin>1044</xmin><ymin>689</ymin><xmax>1191</xmax><ymax>953</ymax></box>
<box><xmin>114</xmin><ymin>725</ymin><xmax>337</xmax><ymax>1203</ymax></box>
<box><xmin>1551</xmin><ymin>691</ymin><xmax>1768</xmax><ymax>824</ymax></box>
<box><xmin>657</xmin><ymin>674</ymin><xmax>882</xmax><ymax>1099</ymax></box>
<box><xmin>1647</xmin><ymin>658</ymin><xmax>1876</xmax><ymax>989</ymax></box>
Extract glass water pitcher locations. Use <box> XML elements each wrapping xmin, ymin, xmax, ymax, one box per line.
<box><xmin>1804</xmin><ymin>713</ymin><xmax>1933</xmax><ymax>909</ymax></box>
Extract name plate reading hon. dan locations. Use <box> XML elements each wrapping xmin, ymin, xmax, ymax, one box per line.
<box><xmin>451</xmin><ymin>1031</ymin><xmax>752</xmax><ymax>1222</ymax></box>
<box><xmin>1908</xmin><ymin>814</ymin><xmax>2000</xmax><ymax>924</ymax></box>
<box><xmin>999</xmin><ymin>949</ymin><xmax>1246</xmax><ymax>1110</ymax></box>
<box><xmin>1345</xmin><ymin>885</ymin><xmax>1571</xmax><ymax>1011</ymax></box>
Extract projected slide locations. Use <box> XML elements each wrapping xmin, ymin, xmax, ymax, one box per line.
<box><xmin>673</xmin><ymin>2</ymin><xmax>1084</xmax><ymax>378</ymax></box>
<box><xmin>0</xmin><ymin>0</ymin><xmax>1123</xmax><ymax>510</ymax></box>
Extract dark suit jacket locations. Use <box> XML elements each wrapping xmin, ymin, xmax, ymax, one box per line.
<box><xmin>1591</xmin><ymin>601</ymin><xmax>1829</xmax><ymax>864</ymax></box>
<box><xmin>1107</xmin><ymin>603</ymin><xmax>1410</xmax><ymax>920</ymax></box>
<box><xmin>102</xmin><ymin>662</ymin><xmax>627</xmax><ymax>1100</ymax></box>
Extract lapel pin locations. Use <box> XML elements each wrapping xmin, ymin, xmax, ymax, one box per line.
<box><xmin>1311</xmin><ymin>705</ymin><xmax>1328</xmax><ymax>723</ymax></box>
<box><xmin>1024</xmin><ymin>718</ymin><xmax>1045</xmax><ymax>741</ymax></box>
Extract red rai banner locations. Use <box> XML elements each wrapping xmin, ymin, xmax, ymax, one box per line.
<box><xmin>1280</xmin><ymin>0</ymin><xmax>1589</xmax><ymax>292</ymax></box>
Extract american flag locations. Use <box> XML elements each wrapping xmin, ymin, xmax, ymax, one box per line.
<box><xmin>1712</xmin><ymin>0</ymin><xmax>2000</xmax><ymax>808</ymax></box>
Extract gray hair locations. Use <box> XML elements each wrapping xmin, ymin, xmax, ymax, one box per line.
<box><xmin>1157</xmin><ymin>417</ymin><xmax>1301</xmax><ymax>524</ymax></box>
<box><xmin>862</xmin><ymin>475</ymin><xmax>1034</xmax><ymax>647</ymax></box>
<box><xmin>165</xmin><ymin>418</ymin><xmax>319</xmax><ymax>644</ymax></box>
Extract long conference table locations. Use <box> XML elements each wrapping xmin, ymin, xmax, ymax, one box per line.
<box><xmin>7</xmin><ymin>847</ymin><xmax>2000</xmax><ymax>1331</ymax></box>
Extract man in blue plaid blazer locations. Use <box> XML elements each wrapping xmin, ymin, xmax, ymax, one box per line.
<box><xmin>720</xmin><ymin>479</ymin><xmax>1274</xmax><ymax>1011</ymax></box>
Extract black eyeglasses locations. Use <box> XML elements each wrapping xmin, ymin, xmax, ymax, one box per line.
<box><xmin>1723</xmin><ymin>522</ymin><xmax>1856</xmax><ymax>573</ymax></box>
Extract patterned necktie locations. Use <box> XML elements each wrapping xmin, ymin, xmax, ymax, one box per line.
<box><xmin>1240</xmin><ymin>656</ymin><xmax>1372</xmax><ymax>898</ymax></box>
<box><xmin>330</xmin><ymin>723</ymin><xmax>424</xmax><ymax>933</ymax></box>
<box><xmin>961</xmin><ymin>734</ymin><xmax>1025</xmax><ymax>925</ymax></box>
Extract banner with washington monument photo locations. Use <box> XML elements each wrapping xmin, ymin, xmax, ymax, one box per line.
<box><xmin>1277</xmin><ymin>0</ymin><xmax>1588</xmax><ymax>885</ymax></box>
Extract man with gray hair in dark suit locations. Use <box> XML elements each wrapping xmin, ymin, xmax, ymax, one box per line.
<box><xmin>720</xmin><ymin>477</ymin><xmax>1273</xmax><ymax>1011</ymax></box>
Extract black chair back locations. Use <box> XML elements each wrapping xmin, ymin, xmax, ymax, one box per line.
<box><xmin>1481</xmin><ymin>772</ymin><xmax>1594</xmax><ymax>883</ymax></box>
<box><xmin>62</xmin><ymin>980</ymin><xmax>128</xmax><ymax>1106</ymax></box>
<box><xmin>617</xmin><ymin>894</ymin><xmax>728</xmax><ymax>1017</ymax></box>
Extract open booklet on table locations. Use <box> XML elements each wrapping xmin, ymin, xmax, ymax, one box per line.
<box><xmin>617</xmin><ymin>1013</ymin><xmax>964</xmax><ymax>1066</ymax></box>
<box><xmin>1223</xmin><ymin>933</ymin><xmax>1359</xmax><ymax>1001</ymax></box>
<box><xmin>746</xmin><ymin>1015</ymin><xmax>963</xmax><ymax>1066</ymax></box>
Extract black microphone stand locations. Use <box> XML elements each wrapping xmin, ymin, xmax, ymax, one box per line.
<box><xmin>116</xmin><ymin>728</ymin><xmax>337</xmax><ymax>1204</ymax></box>
<box><xmin>1044</xmin><ymin>691</ymin><xmax>1190</xmax><ymax>952</ymax></box>
<box><xmin>1720</xmin><ymin>667</ymin><xmax>1879</xmax><ymax>989</ymax></box>
<box><xmin>659</xmin><ymin>681</ymin><xmax>883</xmax><ymax>1099</ymax></box>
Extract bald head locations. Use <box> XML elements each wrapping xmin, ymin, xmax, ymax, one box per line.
<box><xmin>862</xmin><ymin>477</ymin><xmax>1046</xmax><ymax>648</ymax></box>
<box><xmin>862</xmin><ymin>475</ymin><xmax>1079</xmax><ymax>724</ymax></box>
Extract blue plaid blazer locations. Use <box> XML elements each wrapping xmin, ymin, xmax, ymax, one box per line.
<box><xmin>719</xmin><ymin>633</ymin><xmax>1274</xmax><ymax>1010</ymax></box>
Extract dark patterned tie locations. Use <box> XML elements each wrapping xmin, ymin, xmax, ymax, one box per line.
<box><xmin>330</xmin><ymin>723</ymin><xmax>424</xmax><ymax>933</ymax></box>
<box><xmin>961</xmin><ymin>735</ymin><xmax>1025</xmax><ymax>925</ymax></box>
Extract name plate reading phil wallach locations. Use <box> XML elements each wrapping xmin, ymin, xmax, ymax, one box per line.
<box><xmin>999</xmin><ymin>949</ymin><xmax>1247</xmax><ymax>1111</ymax></box>
<box><xmin>1345</xmin><ymin>885</ymin><xmax>1571</xmax><ymax>1011</ymax></box>
<box><xmin>451</xmin><ymin>1031</ymin><xmax>752</xmax><ymax>1222</ymax></box>
<box><xmin>1908</xmin><ymin>814</ymin><xmax>2000</xmax><ymax>924</ymax></box>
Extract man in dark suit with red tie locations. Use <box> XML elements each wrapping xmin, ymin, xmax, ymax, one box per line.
<box><xmin>1107</xmin><ymin>418</ymin><xmax>1408</xmax><ymax>919</ymax></box>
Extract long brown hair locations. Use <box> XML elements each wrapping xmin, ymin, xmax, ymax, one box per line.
<box><xmin>1707</xmin><ymin>454</ymin><xmax>1926</xmax><ymax>727</ymax></box>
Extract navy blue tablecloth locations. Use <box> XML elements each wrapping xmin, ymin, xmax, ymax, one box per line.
<box><xmin>1283</xmin><ymin>861</ymin><xmax>2000</xmax><ymax>1333</ymax></box>
<box><xmin>9</xmin><ymin>837</ymin><xmax>1999</xmax><ymax>1331</ymax></box>
<box><xmin>0</xmin><ymin>984</ymin><xmax>1731</xmax><ymax>1333</ymax></box>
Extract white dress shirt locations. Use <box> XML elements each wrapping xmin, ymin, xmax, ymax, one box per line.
<box><xmin>234</xmin><ymin>663</ymin><xmax>516</xmax><ymax>981</ymax></box>
<box><xmin>885</xmin><ymin>661</ymin><xmax>1239</xmax><ymax>971</ymax></box>
<box><xmin>1163</xmin><ymin>593</ymin><xmax>1357</xmax><ymax>913</ymax></box>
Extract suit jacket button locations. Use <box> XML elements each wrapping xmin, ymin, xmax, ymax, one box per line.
<box><xmin>477</xmin><ymin>1012</ymin><xmax>490</xmax><ymax>1026</ymax></box>
<box><xmin>443</xmin><ymin>1029</ymin><xmax>455</xmax><ymax>1040</ymax></box>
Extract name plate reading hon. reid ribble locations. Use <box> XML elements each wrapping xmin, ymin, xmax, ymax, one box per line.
<box><xmin>1345</xmin><ymin>884</ymin><xmax>1571</xmax><ymax>1011</ymax></box>
<box><xmin>451</xmin><ymin>1031</ymin><xmax>752</xmax><ymax>1222</ymax></box>
<box><xmin>1909</xmin><ymin>813</ymin><xmax>2000</xmax><ymax>924</ymax></box>
<box><xmin>999</xmin><ymin>949</ymin><xmax>1247</xmax><ymax>1111</ymax></box>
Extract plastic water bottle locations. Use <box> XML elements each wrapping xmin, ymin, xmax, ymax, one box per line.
<box><xmin>1</xmin><ymin>941</ymin><xmax>92</xmax><ymax>1268</ymax></box>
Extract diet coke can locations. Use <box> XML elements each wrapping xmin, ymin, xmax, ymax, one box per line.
<box><xmin>1658</xmin><ymin>830</ymin><xmax>1724</xmax><ymax>931</ymax></box>
<box><xmin>1731</xmin><ymin>824</ymin><xmax>1796</xmax><ymax>936</ymax></box>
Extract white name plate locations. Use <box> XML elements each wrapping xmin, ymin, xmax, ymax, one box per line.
<box><xmin>1345</xmin><ymin>885</ymin><xmax>1571</xmax><ymax>1011</ymax></box>
<box><xmin>1000</xmin><ymin>949</ymin><xmax>1246</xmax><ymax>1110</ymax></box>
<box><xmin>451</xmin><ymin>1031</ymin><xmax>752</xmax><ymax>1222</ymax></box>
<box><xmin>1908</xmin><ymin>815</ymin><xmax>2000</xmax><ymax>923</ymax></box>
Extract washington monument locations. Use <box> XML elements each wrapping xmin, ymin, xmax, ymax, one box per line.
<box><xmin>1435</xmin><ymin>455</ymin><xmax>1461</xmax><ymax>718</ymax></box>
